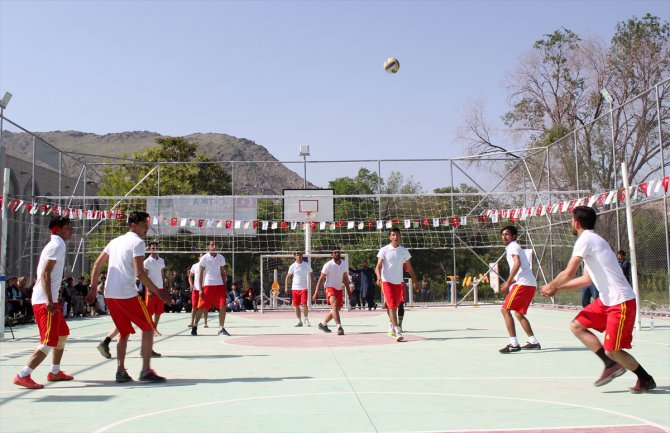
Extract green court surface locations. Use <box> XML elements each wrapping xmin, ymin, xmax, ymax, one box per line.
<box><xmin>1</xmin><ymin>306</ymin><xmax>668</xmax><ymax>433</ymax></box>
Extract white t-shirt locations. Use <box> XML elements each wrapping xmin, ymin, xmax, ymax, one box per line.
<box><xmin>377</xmin><ymin>244</ymin><xmax>411</xmax><ymax>284</ymax></box>
<box><xmin>32</xmin><ymin>235</ymin><xmax>67</xmax><ymax>305</ymax></box>
<box><xmin>321</xmin><ymin>259</ymin><xmax>349</xmax><ymax>290</ymax></box>
<box><xmin>199</xmin><ymin>253</ymin><xmax>226</xmax><ymax>287</ymax></box>
<box><xmin>288</xmin><ymin>261</ymin><xmax>313</xmax><ymax>291</ymax></box>
<box><xmin>505</xmin><ymin>241</ymin><xmax>537</xmax><ymax>286</ymax></box>
<box><xmin>190</xmin><ymin>263</ymin><xmax>201</xmax><ymax>291</ymax></box>
<box><xmin>143</xmin><ymin>256</ymin><xmax>165</xmax><ymax>289</ymax></box>
<box><xmin>104</xmin><ymin>231</ymin><xmax>146</xmax><ymax>299</ymax></box>
<box><xmin>572</xmin><ymin>230</ymin><xmax>635</xmax><ymax>306</ymax></box>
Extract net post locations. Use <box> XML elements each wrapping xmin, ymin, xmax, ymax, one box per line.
<box><xmin>621</xmin><ymin>163</ymin><xmax>641</xmax><ymax>331</ymax></box>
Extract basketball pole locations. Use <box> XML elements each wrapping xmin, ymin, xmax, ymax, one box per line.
<box><xmin>305</xmin><ymin>211</ymin><xmax>312</xmax><ymax>307</ymax></box>
<box><xmin>621</xmin><ymin>162</ymin><xmax>641</xmax><ymax>331</ymax></box>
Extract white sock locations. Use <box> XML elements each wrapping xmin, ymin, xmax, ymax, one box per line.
<box><xmin>336</xmin><ymin>323</ymin><xmax>342</xmax><ymax>328</ymax></box>
<box><xmin>509</xmin><ymin>337</ymin><xmax>519</xmax><ymax>346</ymax></box>
<box><xmin>322</xmin><ymin>321</ymin><xmax>328</xmax><ymax>326</ymax></box>
<box><xmin>528</xmin><ymin>335</ymin><xmax>539</xmax><ymax>344</ymax></box>
<box><xmin>51</xmin><ymin>364</ymin><xmax>61</xmax><ymax>374</ymax></box>
<box><xmin>19</xmin><ymin>366</ymin><xmax>34</xmax><ymax>378</ymax></box>
<box><xmin>394</xmin><ymin>326</ymin><xmax>402</xmax><ymax>334</ymax></box>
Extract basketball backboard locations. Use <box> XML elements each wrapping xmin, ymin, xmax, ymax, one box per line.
<box><xmin>283</xmin><ymin>189</ymin><xmax>334</xmax><ymax>222</ymax></box>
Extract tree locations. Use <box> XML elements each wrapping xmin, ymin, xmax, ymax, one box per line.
<box><xmin>459</xmin><ymin>15</ymin><xmax>669</xmax><ymax>191</ymax></box>
<box><xmin>91</xmin><ymin>137</ymin><xmax>233</xmax><ymax>273</ymax></box>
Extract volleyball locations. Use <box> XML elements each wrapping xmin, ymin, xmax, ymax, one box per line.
<box><xmin>384</xmin><ymin>57</ymin><xmax>399</xmax><ymax>74</ymax></box>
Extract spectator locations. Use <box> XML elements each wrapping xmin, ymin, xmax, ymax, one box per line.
<box><xmin>354</xmin><ymin>260</ymin><xmax>377</xmax><ymax>311</ymax></box>
<box><xmin>242</xmin><ymin>286</ymin><xmax>258</xmax><ymax>311</ymax></box>
<box><xmin>581</xmin><ymin>283</ymin><xmax>599</xmax><ymax>307</ymax></box>
<box><xmin>74</xmin><ymin>276</ymin><xmax>89</xmax><ymax>316</ymax></box>
<box><xmin>59</xmin><ymin>277</ymin><xmax>73</xmax><ymax>318</ymax></box>
<box><xmin>420</xmin><ymin>276</ymin><xmax>431</xmax><ymax>301</ymax></box>
<box><xmin>17</xmin><ymin>276</ymin><xmax>33</xmax><ymax>321</ymax></box>
<box><xmin>617</xmin><ymin>250</ymin><xmax>631</xmax><ymax>283</ymax></box>
<box><xmin>170</xmin><ymin>271</ymin><xmax>183</xmax><ymax>293</ymax></box>
<box><xmin>227</xmin><ymin>283</ymin><xmax>243</xmax><ymax>312</ymax></box>
<box><xmin>95</xmin><ymin>272</ymin><xmax>108</xmax><ymax>315</ymax></box>
<box><xmin>6</xmin><ymin>277</ymin><xmax>23</xmax><ymax>318</ymax></box>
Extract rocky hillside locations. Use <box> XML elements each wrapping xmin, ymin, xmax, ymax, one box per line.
<box><xmin>3</xmin><ymin>130</ymin><xmax>313</xmax><ymax>194</ymax></box>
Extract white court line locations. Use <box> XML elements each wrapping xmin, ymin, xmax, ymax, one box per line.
<box><xmin>92</xmin><ymin>390</ymin><xmax>670</xmax><ymax>433</ymax></box>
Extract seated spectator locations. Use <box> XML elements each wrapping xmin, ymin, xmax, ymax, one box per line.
<box><xmin>74</xmin><ymin>276</ymin><xmax>89</xmax><ymax>316</ymax></box>
<box><xmin>5</xmin><ymin>277</ymin><xmax>23</xmax><ymax>318</ymax></box>
<box><xmin>17</xmin><ymin>276</ymin><xmax>33</xmax><ymax>321</ymax></box>
<box><xmin>242</xmin><ymin>286</ymin><xmax>258</xmax><ymax>312</ymax></box>
<box><xmin>227</xmin><ymin>284</ymin><xmax>243</xmax><ymax>312</ymax></box>
<box><xmin>60</xmin><ymin>277</ymin><xmax>76</xmax><ymax>318</ymax></box>
<box><xmin>94</xmin><ymin>272</ymin><xmax>107</xmax><ymax>315</ymax></box>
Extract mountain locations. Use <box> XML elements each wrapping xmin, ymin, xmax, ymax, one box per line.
<box><xmin>2</xmin><ymin>130</ymin><xmax>313</xmax><ymax>194</ymax></box>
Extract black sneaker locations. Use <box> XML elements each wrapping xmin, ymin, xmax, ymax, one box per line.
<box><xmin>521</xmin><ymin>342</ymin><xmax>541</xmax><ymax>350</ymax></box>
<box><xmin>629</xmin><ymin>376</ymin><xmax>656</xmax><ymax>394</ymax></box>
<box><xmin>499</xmin><ymin>344</ymin><xmax>521</xmax><ymax>353</ymax></box>
<box><xmin>337</xmin><ymin>327</ymin><xmax>344</xmax><ymax>335</ymax></box>
<box><xmin>151</xmin><ymin>350</ymin><xmax>162</xmax><ymax>358</ymax></box>
<box><xmin>218</xmin><ymin>327</ymin><xmax>231</xmax><ymax>336</ymax></box>
<box><xmin>318</xmin><ymin>323</ymin><xmax>331</xmax><ymax>333</ymax></box>
<box><xmin>115</xmin><ymin>370</ymin><xmax>133</xmax><ymax>383</ymax></box>
<box><xmin>97</xmin><ymin>343</ymin><xmax>112</xmax><ymax>359</ymax></box>
<box><xmin>191</xmin><ymin>326</ymin><xmax>197</xmax><ymax>336</ymax></box>
<box><xmin>139</xmin><ymin>369</ymin><xmax>166</xmax><ymax>383</ymax></box>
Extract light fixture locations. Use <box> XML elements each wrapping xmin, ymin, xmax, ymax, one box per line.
<box><xmin>299</xmin><ymin>145</ymin><xmax>310</xmax><ymax>157</ymax></box>
<box><xmin>600</xmin><ymin>88</ymin><xmax>613</xmax><ymax>104</ymax></box>
<box><xmin>0</xmin><ymin>92</ymin><xmax>12</xmax><ymax>109</ymax></box>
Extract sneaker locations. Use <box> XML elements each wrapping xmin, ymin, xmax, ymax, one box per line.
<box><xmin>218</xmin><ymin>327</ymin><xmax>231</xmax><ymax>336</ymax></box>
<box><xmin>521</xmin><ymin>342</ymin><xmax>541</xmax><ymax>350</ymax></box>
<box><xmin>337</xmin><ymin>327</ymin><xmax>344</xmax><ymax>335</ymax></box>
<box><xmin>499</xmin><ymin>344</ymin><xmax>521</xmax><ymax>353</ymax></box>
<box><xmin>191</xmin><ymin>326</ymin><xmax>197</xmax><ymax>336</ymax></box>
<box><xmin>13</xmin><ymin>374</ymin><xmax>44</xmax><ymax>389</ymax></box>
<box><xmin>629</xmin><ymin>376</ymin><xmax>656</xmax><ymax>394</ymax></box>
<box><xmin>139</xmin><ymin>369</ymin><xmax>166</xmax><ymax>383</ymax></box>
<box><xmin>396</xmin><ymin>332</ymin><xmax>404</xmax><ymax>342</ymax></box>
<box><xmin>151</xmin><ymin>350</ymin><xmax>162</xmax><ymax>358</ymax></box>
<box><xmin>47</xmin><ymin>371</ymin><xmax>74</xmax><ymax>381</ymax></box>
<box><xmin>318</xmin><ymin>323</ymin><xmax>331</xmax><ymax>333</ymax></box>
<box><xmin>373</xmin><ymin>303</ymin><xmax>378</xmax><ymax>311</ymax></box>
<box><xmin>304</xmin><ymin>318</ymin><xmax>311</xmax><ymax>327</ymax></box>
<box><xmin>204</xmin><ymin>323</ymin><xmax>209</xmax><ymax>328</ymax></box>
<box><xmin>115</xmin><ymin>370</ymin><xmax>134</xmax><ymax>383</ymax></box>
<box><xmin>97</xmin><ymin>343</ymin><xmax>112</xmax><ymax>359</ymax></box>
<box><xmin>387</xmin><ymin>330</ymin><xmax>397</xmax><ymax>338</ymax></box>
<box><xmin>294</xmin><ymin>322</ymin><xmax>303</xmax><ymax>327</ymax></box>
<box><xmin>594</xmin><ymin>364</ymin><xmax>626</xmax><ymax>387</ymax></box>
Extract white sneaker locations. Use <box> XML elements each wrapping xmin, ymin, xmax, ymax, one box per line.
<box><xmin>395</xmin><ymin>327</ymin><xmax>404</xmax><ymax>342</ymax></box>
<box><xmin>294</xmin><ymin>321</ymin><xmax>303</xmax><ymax>327</ymax></box>
<box><xmin>304</xmin><ymin>318</ymin><xmax>311</xmax><ymax>327</ymax></box>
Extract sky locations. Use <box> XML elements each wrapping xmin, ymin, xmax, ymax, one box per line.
<box><xmin>1</xmin><ymin>0</ymin><xmax>668</xmax><ymax>191</ymax></box>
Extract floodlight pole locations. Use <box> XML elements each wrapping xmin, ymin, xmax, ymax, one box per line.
<box><xmin>602</xmin><ymin>89</ymin><xmax>621</xmax><ymax>250</ymax></box>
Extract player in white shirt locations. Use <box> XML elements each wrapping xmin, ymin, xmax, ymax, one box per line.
<box><xmin>498</xmin><ymin>225</ymin><xmax>541</xmax><ymax>353</ymax></box>
<box><xmin>376</xmin><ymin>228</ymin><xmax>417</xmax><ymax>342</ymax></box>
<box><xmin>91</xmin><ymin>211</ymin><xmax>172</xmax><ymax>383</ymax></box>
<box><xmin>313</xmin><ymin>248</ymin><xmax>351</xmax><ymax>335</ymax></box>
<box><xmin>188</xmin><ymin>254</ymin><xmax>208</xmax><ymax>328</ymax></box>
<box><xmin>542</xmin><ymin>206</ymin><xmax>656</xmax><ymax>393</ymax></box>
<box><xmin>143</xmin><ymin>242</ymin><xmax>167</xmax><ymax>335</ymax></box>
<box><xmin>284</xmin><ymin>252</ymin><xmax>313</xmax><ymax>327</ymax></box>
<box><xmin>13</xmin><ymin>216</ymin><xmax>88</xmax><ymax>389</ymax></box>
<box><xmin>191</xmin><ymin>241</ymin><xmax>229</xmax><ymax>336</ymax></box>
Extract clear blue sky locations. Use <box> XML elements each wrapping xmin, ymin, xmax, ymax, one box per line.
<box><xmin>1</xmin><ymin>0</ymin><xmax>668</xmax><ymax>190</ymax></box>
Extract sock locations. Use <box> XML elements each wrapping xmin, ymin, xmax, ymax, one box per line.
<box><xmin>509</xmin><ymin>336</ymin><xmax>519</xmax><ymax>346</ymax></box>
<box><xmin>51</xmin><ymin>364</ymin><xmax>60</xmax><ymax>374</ymax></box>
<box><xmin>336</xmin><ymin>323</ymin><xmax>342</xmax><ymax>328</ymax></box>
<box><xmin>528</xmin><ymin>335</ymin><xmax>539</xmax><ymax>344</ymax></box>
<box><xmin>322</xmin><ymin>321</ymin><xmax>328</xmax><ymax>326</ymax></box>
<box><xmin>18</xmin><ymin>366</ymin><xmax>34</xmax><ymax>378</ymax></box>
<box><xmin>103</xmin><ymin>337</ymin><xmax>112</xmax><ymax>346</ymax></box>
<box><xmin>595</xmin><ymin>348</ymin><xmax>616</xmax><ymax>368</ymax></box>
<box><xmin>633</xmin><ymin>365</ymin><xmax>652</xmax><ymax>381</ymax></box>
<box><xmin>394</xmin><ymin>325</ymin><xmax>402</xmax><ymax>334</ymax></box>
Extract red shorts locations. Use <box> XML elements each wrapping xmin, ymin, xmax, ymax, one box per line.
<box><xmin>325</xmin><ymin>287</ymin><xmax>343</xmax><ymax>310</ymax></box>
<box><xmin>191</xmin><ymin>290</ymin><xmax>201</xmax><ymax>308</ymax></box>
<box><xmin>145</xmin><ymin>288</ymin><xmax>167</xmax><ymax>316</ymax></box>
<box><xmin>575</xmin><ymin>297</ymin><xmax>636</xmax><ymax>351</ymax></box>
<box><xmin>198</xmin><ymin>285</ymin><xmax>226</xmax><ymax>310</ymax></box>
<box><xmin>383</xmin><ymin>282</ymin><xmax>404</xmax><ymax>309</ymax></box>
<box><xmin>106</xmin><ymin>296</ymin><xmax>154</xmax><ymax>337</ymax></box>
<box><xmin>292</xmin><ymin>289</ymin><xmax>308</xmax><ymax>306</ymax></box>
<box><xmin>502</xmin><ymin>284</ymin><xmax>536</xmax><ymax>314</ymax></box>
<box><xmin>33</xmin><ymin>303</ymin><xmax>70</xmax><ymax>347</ymax></box>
